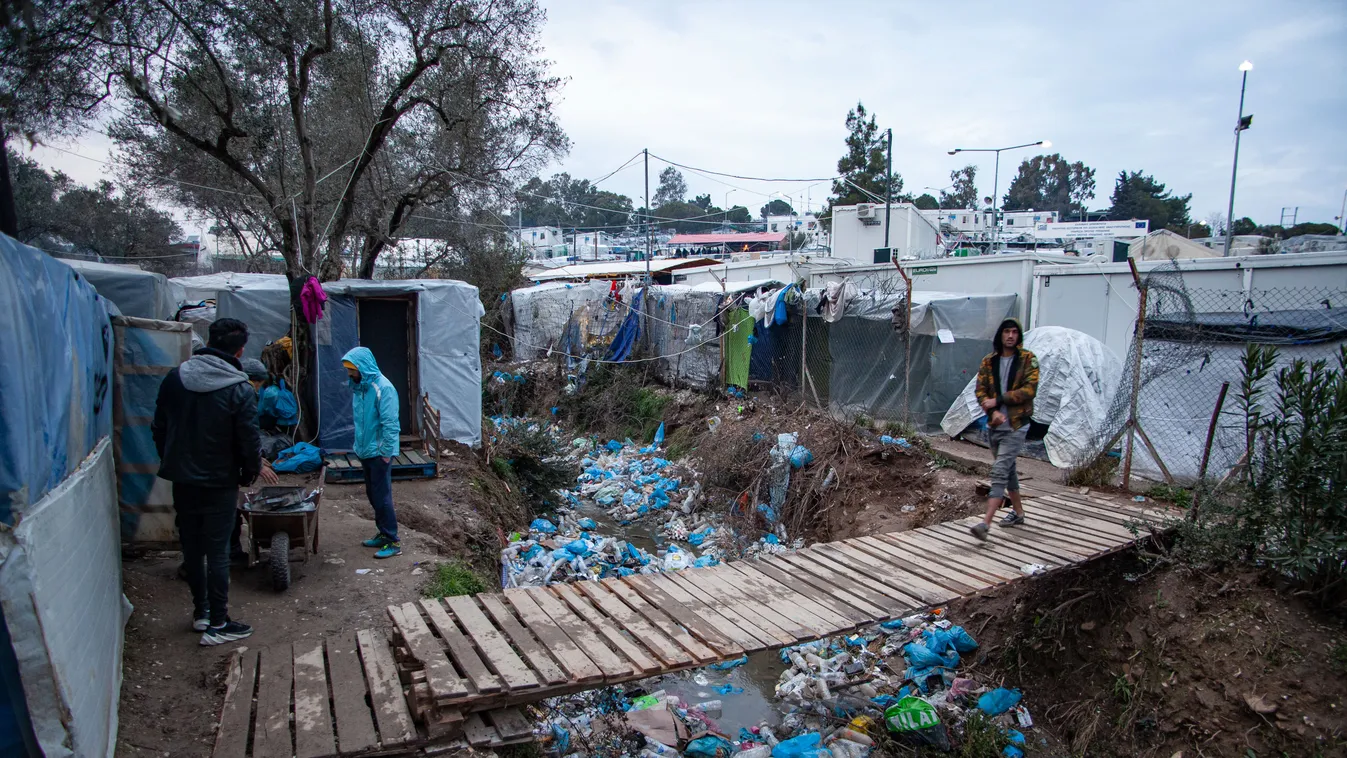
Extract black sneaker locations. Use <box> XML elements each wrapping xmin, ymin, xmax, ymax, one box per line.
<box><xmin>969</xmin><ymin>522</ymin><xmax>989</xmax><ymax>541</ymax></box>
<box><xmin>200</xmin><ymin>619</ymin><xmax>254</xmax><ymax>646</ymax></box>
<box><xmin>1001</xmin><ymin>511</ymin><xmax>1026</xmax><ymax>527</ymax></box>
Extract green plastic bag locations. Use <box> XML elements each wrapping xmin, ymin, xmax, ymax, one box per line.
<box><xmin>884</xmin><ymin>696</ymin><xmax>951</xmax><ymax>750</ymax></box>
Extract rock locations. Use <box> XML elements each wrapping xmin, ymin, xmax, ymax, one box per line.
<box><xmin>1080</xmin><ymin>620</ymin><xmax>1096</xmax><ymax>631</ymax></box>
<box><xmin>1244</xmin><ymin>693</ymin><xmax>1279</xmax><ymax>715</ymax></box>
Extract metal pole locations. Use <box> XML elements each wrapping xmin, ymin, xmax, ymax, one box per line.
<box><xmin>883</xmin><ymin>128</ymin><xmax>893</xmax><ymax>251</ymax></box>
<box><xmin>1122</xmin><ymin>258</ymin><xmax>1147</xmax><ymax>490</ymax></box>
<box><xmin>1337</xmin><ymin>188</ymin><xmax>1347</xmax><ymax>234</ymax></box>
<box><xmin>1190</xmin><ymin>381</ymin><xmax>1231</xmax><ymax>521</ymax></box>
<box><xmin>991</xmin><ymin>148</ymin><xmax>1000</xmax><ymax>255</ymax></box>
<box><xmin>1223</xmin><ymin>69</ymin><xmax>1249</xmax><ymax>257</ymax></box>
<box><xmin>644</xmin><ymin>148</ymin><xmax>652</xmax><ymax>272</ymax></box>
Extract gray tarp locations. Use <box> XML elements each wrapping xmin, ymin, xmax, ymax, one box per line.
<box><xmin>63</xmin><ymin>259</ymin><xmax>179</xmax><ymax>320</ymax></box>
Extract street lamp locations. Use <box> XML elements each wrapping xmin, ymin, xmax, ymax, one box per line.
<box><xmin>947</xmin><ymin>140</ymin><xmax>1051</xmax><ymax>253</ymax></box>
<box><xmin>1223</xmin><ymin>61</ymin><xmax>1254</xmax><ymax>257</ymax></box>
<box><xmin>924</xmin><ymin>185</ymin><xmax>953</xmax><ymax>211</ymax></box>
<box><xmin>724</xmin><ymin>189</ymin><xmax>735</xmax><ymax>229</ymax></box>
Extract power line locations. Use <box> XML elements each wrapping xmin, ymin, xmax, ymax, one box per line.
<box><xmin>647</xmin><ymin>153</ymin><xmax>836</xmax><ymax>183</ymax></box>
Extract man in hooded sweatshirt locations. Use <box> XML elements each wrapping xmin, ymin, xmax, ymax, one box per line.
<box><xmin>342</xmin><ymin>347</ymin><xmax>402</xmax><ymax>558</ymax></box>
<box><xmin>970</xmin><ymin>318</ymin><xmax>1039</xmax><ymax>541</ymax></box>
<box><xmin>153</xmin><ymin>318</ymin><xmax>260</xmax><ymax>645</ymax></box>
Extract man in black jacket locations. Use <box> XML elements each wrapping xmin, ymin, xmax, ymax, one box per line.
<box><xmin>153</xmin><ymin>318</ymin><xmax>260</xmax><ymax>646</ymax></box>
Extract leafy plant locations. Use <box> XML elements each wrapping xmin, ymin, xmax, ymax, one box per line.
<box><xmin>490</xmin><ymin>420</ymin><xmax>573</xmax><ymax>512</ymax></box>
<box><xmin>423</xmin><ymin>561</ymin><xmax>488</xmax><ymax>598</ymax></box>
<box><xmin>1180</xmin><ymin>345</ymin><xmax>1347</xmax><ymax>607</ymax></box>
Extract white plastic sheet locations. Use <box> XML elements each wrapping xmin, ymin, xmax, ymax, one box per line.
<box><xmin>942</xmin><ymin>326</ymin><xmax>1123</xmax><ymax>468</ymax></box>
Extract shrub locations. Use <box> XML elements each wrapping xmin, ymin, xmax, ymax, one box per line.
<box><xmin>423</xmin><ymin>561</ymin><xmax>489</xmax><ymax>598</ymax></box>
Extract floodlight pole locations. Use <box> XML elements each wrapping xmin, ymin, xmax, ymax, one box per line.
<box><xmin>1224</xmin><ymin>62</ymin><xmax>1253</xmax><ymax>257</ymax></box>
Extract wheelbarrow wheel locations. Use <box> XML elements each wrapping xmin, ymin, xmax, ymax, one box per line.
<box><xmin>270</xmin><ymin>531</ymin><xmax>291</xmax><ymax>591</ymax></box>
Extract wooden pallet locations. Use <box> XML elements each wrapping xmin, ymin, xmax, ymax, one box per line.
<box><xmin>213</xmin><ymin>483</ymin><xmax>1173</xmax><ymax>750</ymax></box>
<box><xmin>210</xmin><ymin>633</ymin><xmax>533</xmax><ymax>757</ymax></box>
<box><xmin>325</xmin><ymin>451</ymin><xmax>438</xmax><ymax>483</ymax></box>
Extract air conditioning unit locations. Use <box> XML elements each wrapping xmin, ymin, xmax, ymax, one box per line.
<box><xmin>856</xmin><ymin>203</ymin><xmax>873</xmax><ymax>218</ymax></box>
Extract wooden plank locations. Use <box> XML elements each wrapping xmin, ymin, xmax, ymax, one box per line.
<box><xmin>211</xmin><ymin>649</ymin><xmax>258</xmax><ymax>758</ymax></box>
<box><xmin>945</xmin><ymin>514</ymin><xmax>1109</xmax><ymax>555</ymax></box>
<box><xmin>754</xmin><ymin>555</ymin><xmax>888</xmax><ymax>620</ymax></box>
<box><xmin>522</xmin><ymin>586</ymin><xmax>637</xmax><ymax>678</ymax></box>
<box><xmin>673</xmin><ymin>569</ymin><xmax>801</xmax><ymax>645</ymax></box>
<box><xmin>773</xmin><ymin>552</ymin><xmax>907</xmax><ymax>618</ymax></box>
<box><xmin>704</xmin><ymin>563</ymin><xmax>834</xmax><ymax>639</ymax></box>
<box><xmin>748</xmin><ymin>559</ymin><xmax>873</xmax><ymax>625</ymax></box>
<box><xmin>879</xmin><ymin>531</ymin><xmax>1021</xmax><ymax>584</ymax></box>
<box><xmin>722</xmin><ymin>562</ymin><xmax>854</xmax><ymax>636</ymax></box>
<box><xmin>462</xmin><ymin>713</ymin><xmax>498</xmax><ymax>747</ymax></box>
<box><xmin>925</xmin><ymin>522</ymin><xmax>1074</xmax><ymax>567</ymax></box>
<box><xmin>629</xmin><ymin>573</ymin><xmax>765</xmax><ymax>652</ymax></box>
<box><xmin>905</xmin><ymin>528</ymin><xmax>1061</xmax><ymax>575</ymax></box>
<box><xmin>415</xmin><ymin>599</ymin><xmax>503</xmax><ymax>695</ymax></box>
<box><xmin>252</xmin><ymin>646</ymin><xmax>293</xmax><ymax>758</ymax></box>
<box><xmin>1035</xmin><ymin>497</ymin><xmax>1155</xmax><ymax>535</ymax></box>
<box><xmin>441</xmin><ymin>595</ymin><xmax>540</xmax><ymax>691</ymax></box>
<box><xmin>550</xmin><ymin>583</ymin><xmax>663</xmax><ymax>675</ymax></box>
<box><xmin>1007</xmin><ymin>516</ymin><xmax>1122</xmax><ymax>551</ymax></box>
<box><xmin>292</xmin><ymin>642</ymin><xmax>337</xmax><ymax>758</ymax></box>
<box><xmin>820</xmin><ymin>540</ymin><xmax>977</xmax><ymax>601</ymax></box>
<box><xmin>811</xmin><ymin>543</ymin><xmax>955</xmax><ymax>606</ymax></box>
<box><xmin>487</xmin><ymin>707</ymin><xmax>533</xmax><ymax>740</ymax></box>
<box><xmin>601</xmin><ymin>578</ymin><xmax>727</xmax><ymax>662</ymax></box>
<box><xmin>1038</xmin><ymin>493</ymin><xmax>1160</xmax><ymax>525</ymax></box>
<box><xmin>324</xmin><ymin>634</ymin><xmax>378</xmax><ymax>755</ymax></box>
<box><xmin>478</xmin><ymin>593</ymin><xmax>573</xmax><ymax>686</ymax></box>
<box><xmin>660</xmin><ymin>572</ymin><xmax>783</xmax><ymax>649</ymax></box>
<box><xmin>573</xmin><ymin>581</ymin><xmax>694</xmax><ymax>668</ymax></box>
<box><xmin>923</xmin><ymin>523</ymin><xmax>1089</xmax><ymax>564</ymax></box>
<box><xmin>1014</xmin><ymin>500</ymin><xmax>1139</xmax><ymax>542</ymax></box>
<box><xmin>405</xmin><ymin>450</ymin><xmax>428</xmax><ymax>465</ymax></box>
<box><xmin>500</xmin><ymin>588</ymin><xmax>606</xmax><ymax>682</ymax></box>
<box><xmin>356</xmin><ymin>628</ymin><xmax>417</xmax><ymax>747</ymax></box>
<box><xmin>388</xmin><ymin>602</ymin><xmax>471</xmax><ymax>699</ymax></box>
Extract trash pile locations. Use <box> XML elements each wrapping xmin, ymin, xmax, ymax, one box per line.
<box><xmin>570</xmin><ymin>425</ymin><xmax>699</xmax><ymax>524</ymax></box>
<box><xmin>533</xmin><ymin>609</ymin><xmax>1035</xmax><ymax>757</ymax></box>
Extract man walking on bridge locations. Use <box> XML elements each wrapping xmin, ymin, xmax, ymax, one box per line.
<box><xmin>970</xmin><ymin>318</ymin><xmax>1038</xmax><ymax>541</ymax></box>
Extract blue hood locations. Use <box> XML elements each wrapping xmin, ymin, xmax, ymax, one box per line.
<box><xmin>343</xmin><ymin>346</ymin><xmax>382</xmax><ymax>387</ymax></box>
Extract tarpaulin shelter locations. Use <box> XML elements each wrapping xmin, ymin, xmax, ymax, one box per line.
<box><xmin>942</xmin><ymin>327</ymin><xmax>1124</xmax><ymax>468</ymax></box>
<box><xmin>0</xmin><ymin>237</ymin><xmax>127</xmax><ymax>758</ymax></box>
<box><xmin>172</xmin><ymin>274</ymin><xmax>484</xmax><ymax>447</ymax></box>
<box><xmin>62</xmin><ymin>259</ymin><xmax>180</xmax><ymax>320</ymax></box>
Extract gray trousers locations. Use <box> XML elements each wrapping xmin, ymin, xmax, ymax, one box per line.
<box><xmin>988</xmin><ymin>426</ymin><xmax>1028</xmax><ymax>500</ymax></box>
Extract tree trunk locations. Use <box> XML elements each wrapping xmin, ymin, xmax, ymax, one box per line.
<box><xmin>0</xmin><ymin>130</ymin><xmax>19</xmax><ymax>238</ymax></box>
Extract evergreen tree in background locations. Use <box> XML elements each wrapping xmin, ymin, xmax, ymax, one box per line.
<box><xmin>1002</xmin><ymin>154</ymin><xmax>1096</xmax><ymax>219</ymax></box>
<box><xmin>1107</xmin><ymin>171</ymin><xmax>1192</xmax><ymax>232</ymax></box>
<box><xmin>652</xmin><ymin>166</ymin><xmax>688</xmax><ymax>207</ymax></box>
<box><xmin>939</xmin><ymin>165</ymin><xmax>979</xmax><ymax>210</ymax></box>
<box><xmin>821</xmin><ymin>102</ymin><xmax>902</xmax><ymax>227</ymax></box>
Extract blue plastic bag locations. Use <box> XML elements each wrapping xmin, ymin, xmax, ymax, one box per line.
<box><xmin>685</xmin><ymin>735</ymin><xmax>734</xmax><ymax>758</ymax></box>
<box><xmin>978</xmin><ymin>688</ymin><xmax>1022</xmax><ymax>716</ymax></box>
<box><xmin>577</xmin><ymin>517</ymin><xmax>598</xmax><ymax>530</ymax></box>
<box><xmin>949</xmin><ymin>625</ymin><xmax>979</xmax><ymax>653</ymax></box>
<box><xmin>258</xmin><ymin>379</ymin><xmax>299</xmax><ymax>425</ymax></box>
<box><xmin>710</xmin><ymin>654</ymin><xmax>748</xmax><ymax>671</ymax></box>
<box><xmin>903</xmin><ymin>642</ymin><xmax>947</xmax><ymax>668</ymax></box>
<box><xmin>715</xmin><ymin>683</ymin><xmax>744</xmax><ymax>695</ymax></box>
<box><xmin>772</xmin><ymin>732</ymin><xmax>829</xmax><ymax>758</ymax></box>
<box><xmin>564</xmin><ymin>539</ymin><xmax>590</xmax><ymax>557</ymax></box>
<box><xmin>273</xmin><ymin>442</ymin><xmax>323</xmax><ymax>473</ymax></box>
<box><xmin>789</xmin><ymin>445</ymin><xmax>813</xmax><ymax>468</ymax></box>
<box><xmin>529</xmin><ymin>518</ymin><xmax>557</xmax><ymax>534</ymax></box>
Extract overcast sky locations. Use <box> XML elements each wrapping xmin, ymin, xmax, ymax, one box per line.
<box><xmin>31</xmin><ymin>0</ymin><xmax>1347</xmax><ymax>230</ymax></box>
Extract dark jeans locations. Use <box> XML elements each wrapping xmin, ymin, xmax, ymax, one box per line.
<box><xmin>361</xmin><ymin>456</ymin><xmax>399</xmax><ymax>542</ymax></box>
<box><xmin>173</xmin><ymin>484</ymin><xmax>237</xmax><ymax>626</ymax></box>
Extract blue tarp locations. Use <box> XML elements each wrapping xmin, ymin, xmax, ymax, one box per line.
<box><xmin>316</xmin><ymin>294</ymin><xmax>359</xmax><ymax>449</ymax></box>
<box><xmin>0</xmin><ymin>235</ymin><xmax>113</xmax><ymax>525</ymax></box>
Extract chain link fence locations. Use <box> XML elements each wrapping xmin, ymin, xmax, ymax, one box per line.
<box><xmin>1080</xmin><ymin>261</ymin><xmax>1347</xmax><ymax>488</ymax></box>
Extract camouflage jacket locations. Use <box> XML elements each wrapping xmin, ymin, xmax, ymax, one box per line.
<box><xmin>975</xmin><ymin>347</ymin><xmax>1040</xmax><ymax>430</ymax></box>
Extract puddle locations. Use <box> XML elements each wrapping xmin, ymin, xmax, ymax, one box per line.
<box><xmin>642</xmin><ymin>651</ymin><xmax>787</xmax><ymax>735</ymax></box>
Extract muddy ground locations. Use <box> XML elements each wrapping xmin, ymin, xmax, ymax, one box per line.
<box><xmin>115</xmin><ymin>373</ymin><xmax>1346</xmax><ymax>757</ymax></box>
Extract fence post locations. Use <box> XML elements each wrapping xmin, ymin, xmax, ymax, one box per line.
<box><xmin>799</xmin><ymin>298</ymin><xmax>808</xmax><ymax>404</ymax></box>
<box><xmin>1122</xmin><ymin>258</ymin><xmax>1147</xmax><ymax>490</ymax></box>
<box><xmin>893</xmin><ymin>260</ymin><xmax>914</xmax><ymax>425</ymax></box>
<box><xmin>1189</xmin><ymin>381</ymin><xmax>1231</xmax><ymax>521</ymax></box>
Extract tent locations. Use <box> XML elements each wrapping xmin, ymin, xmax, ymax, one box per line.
<box><xmin>1</xmin><ymin>237</ymin><xmax>126</xmax><ymax>758</ymax></box>
<box><xmin>62</xmin><ymin>259</ymin><xmax>180</xmax><ymax>320</ymax></box>
<box><xmin>173</xmin><ymin>274</ymin><xmax>485</xmax><ymax>447</ymax></box>
<box><xmin>941</xmin><ymin>326</ymin><xmax>1124</xmax><ymax>468</ymax></box>
<box><xmin>1128</xmin><ymin>229</ymin><xmax>1221</xmax><ymax>261</ymax></box>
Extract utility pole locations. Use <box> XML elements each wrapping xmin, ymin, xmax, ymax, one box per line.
<box><xmin>883</xmin><ymin>128</ymin><xmax>893</xmax><ymax>252</ymax></box>
<box><xmin>644</xmin><ymin>148</ymin><xmax>651</xmax><ymax>274</ymax></box>
<box><xmin>1223</xmin><ymin>61</ymin><xmax>1254</xmax><ymax>257</ymax></box>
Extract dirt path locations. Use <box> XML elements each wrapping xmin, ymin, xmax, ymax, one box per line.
<box><xmin>116</xmin><ymin>474</ymin><xmax>453</xmax><ymax>758</ymax></box>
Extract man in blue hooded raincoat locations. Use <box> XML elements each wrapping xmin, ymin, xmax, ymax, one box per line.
<box><xmin>341</xmin><ymin>347</ymin><xmax>402</xmax><ymax>558</ymax></box>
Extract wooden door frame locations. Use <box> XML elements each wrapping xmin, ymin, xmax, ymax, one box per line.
<box><xmin>355</xmin><ymin>294</ymin><xmax>421</xmax><ymax>437</ymax></box>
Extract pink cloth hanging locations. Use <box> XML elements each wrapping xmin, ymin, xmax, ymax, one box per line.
<box><xmin>299</xmin><ymin>277</ymin><xmax>327</xmax><ymax>323</ymax></box>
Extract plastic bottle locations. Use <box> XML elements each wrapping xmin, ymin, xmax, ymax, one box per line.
<box><xmin>692</xmin><ymin>699</ymin><xmax>722</xmax><ymax>717</ymax></box>
<box><xmin>644</xmin><ymin>737</ymin><xmax>681</xmax><ymax>756</ymax></box>
<box><xmin>757</xmin><ymin>725</ymin><xmax>780</xmax><ymax>747</ymax></box>
<box><xmin>733</xmin><ymin>747</ymin><xmax>771</xmax><ymax>758</ymax></box>
<box><xmin>833</xmin><ymin>728</ymin><xmax>874</xmax><ymax>747</ymax></box>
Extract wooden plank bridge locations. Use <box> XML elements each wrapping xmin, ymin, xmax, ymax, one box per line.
<box><xmin>211</xmin><ymin>482</ymin><xmax>1172</xmax><ymax>757</ymax></box>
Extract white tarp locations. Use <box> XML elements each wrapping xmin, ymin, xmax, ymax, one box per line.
<box><xmin>62</xmin><ymin>259</ymin><xmax>179</xmax><ymax>320</ymax></box>
<box><xmin>942</xmin><ymin>326</ymin><xmax>1124</xmax><ymax>468</ymax></box>
<box><xmin>508</xmin><ymin>281</ymin><xmax>608</xmax><ymax>360</ymax></box>
<box><xmin>0</xmin><ymin>439</ymin><xmax>129</xmax><ymax>758</ymax></box>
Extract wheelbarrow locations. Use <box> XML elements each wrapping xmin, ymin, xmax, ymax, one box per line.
<box><xmin>241</xmin><ymin>469</ymin><xmax>325</xmax><ymax>591</ymax></box>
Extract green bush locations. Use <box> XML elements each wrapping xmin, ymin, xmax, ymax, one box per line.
<box><xmin>491</xmin><ymin>420</ymin><xmax>573</xmax><ymax>511</ymax></box>
<box><xmin>1181</xmin><ymin>344</ymin><xmax>1347</xmax><ymax>607</ymax></box>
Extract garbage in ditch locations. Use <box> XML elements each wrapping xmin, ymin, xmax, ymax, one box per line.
<box><xmin>533</xmin><ymin>609</ymin><xmax>1034</xmax><ymax>757</ymax></box>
